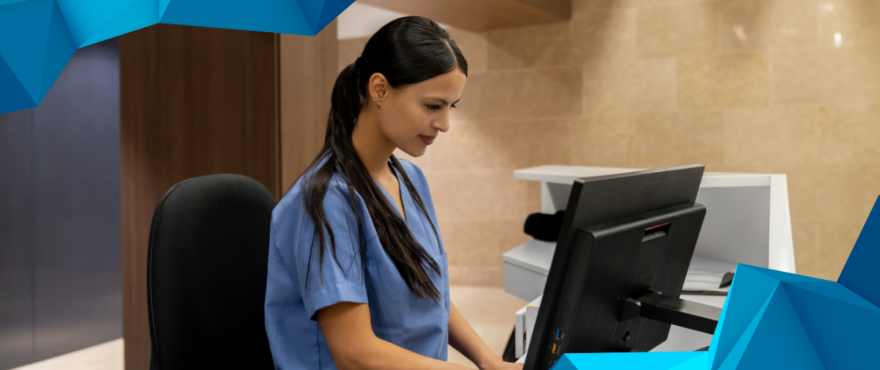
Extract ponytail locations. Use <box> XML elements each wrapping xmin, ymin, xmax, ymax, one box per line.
<box><xmin>299</xmin><ymin>16</ymin><xmax>468</xmax><ymax>301</ymax></box>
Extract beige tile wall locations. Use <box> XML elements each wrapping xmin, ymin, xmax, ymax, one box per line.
<box><xmin>339</xmin><ymin>0</ymin><xmax>880</xmax><ymax>284</ymax></box>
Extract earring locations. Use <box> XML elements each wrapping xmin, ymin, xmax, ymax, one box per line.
<box><xmin>373</xmin><ymin>98</ymin><xmax>379</xmax><ymax>105</ymax></box>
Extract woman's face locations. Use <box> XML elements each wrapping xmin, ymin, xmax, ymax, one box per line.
<box><xmin>373</xmin><ymin>69</ymin><xmax>467</xmax><ymax>157</ymax></box>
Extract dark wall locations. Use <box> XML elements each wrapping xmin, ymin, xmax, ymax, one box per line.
<box><xmin>0</xmin><ymin>39</ymin><xmax>120</xmax><ymax>369</ymax></box>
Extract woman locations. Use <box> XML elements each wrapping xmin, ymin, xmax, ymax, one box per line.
<box><xmin>264</xmin><ymin>16</ymin><xmax>522</xmax><ymax>370</ymax></box>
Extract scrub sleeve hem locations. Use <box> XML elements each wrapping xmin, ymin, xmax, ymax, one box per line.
<box><xmin>305</xmin><ymin>282</ymin><xmax>369</xmax><ymax>320</ymax></box>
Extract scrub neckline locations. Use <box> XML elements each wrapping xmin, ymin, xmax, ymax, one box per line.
<box><xmin>375</xmin><ymin>159</ymin><xmax>408</xmax><ymax>223</ymax></box>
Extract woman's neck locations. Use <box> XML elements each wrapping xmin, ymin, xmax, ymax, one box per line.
<box><xmin>351</xmin><ymin>109</ymin><xmax>396</xmax><ymax>180</ymax></box>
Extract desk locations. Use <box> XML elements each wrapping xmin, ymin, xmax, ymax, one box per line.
<box><xmin>504</xmin><ymin>165</ymin><xmax>796</xmax><ymax>354</ymax></box>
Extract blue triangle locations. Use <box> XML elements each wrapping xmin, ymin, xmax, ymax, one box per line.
<box><xmin>747</xmin><ymin>264</ymin><xmax>818</xmax><ymax>283</ymax></box>
<box><xmin>39</xmin><ymin>0</ymin><xmax>76</xmax><ymax>100</ymax></box>
<box><xmin>317</xmin><ymin>0</ymin><xmax>354</xmax><ymax>34</ymax></box>
<box><xmin>160</xmin><ymin>0</ymin><xmax>313</xmax><ymax>35</ymax></box>
<box><xmin>55</xmin><ymin>0</ymin><xmax>137</xmax><ymax>48</ymax></box>
<box><xmin>159</xmin><ymin>0</ymin><xmax>171</xmax><ymax>18</ymax></box>
<box><xmin>550</xmin><ymin>354</ymin><xmax>578</xmax><ymax>370</ymax></box>
<box><xmin>714</xmin><ymin>285</ymin><xmax>775</xmax><ymax>370</ymax></box>
<box><xmin>0</xmin><ymin>55</ymin><xmax>37</xmax><ymax>112</ymax></box>
<box><xmin>709</xmin><ymin>265</ymin><xmax>781</xmax><ymax>369</ymax></box>
<box><xmin>839</xmin><ymin>195</ymin><xmax>880</xmax><ymax>307</ymax></box>
<box><xmin>293</xmin><ymin>0</ymin><xmax>324</xmax><ymax>34</ymax></box>
<box><xmin>669</xmin><ymin>352</ymin><xmax>710</xmax><ymax>370</ymax></box>
<box><xmin>783</xmin><ymin>280</ymin><xmax>880</xmax><ymax>313</ymax></box>
<box><xmin>557</xmin><ymin>352</ymin><xmax>706</xmax><ymax>370</ymax></box>
<box><xmin>717</xmin><ymin>285</ymin><xmax>825</xmax><ymax>369</ymax></box>
<box><xmin>785</xmin><ymin>282</ymin><xmax>880</xmax><ymax>369</ymax></box>
<box><xmin>0</xmin><ymin>0</ymin><xmax>54</xmax><ymax>102</ymax></box>
<box><xmin>79</xmin><ymin>0</ymin><xmax>159</xmax><ymax>47</ymax></box>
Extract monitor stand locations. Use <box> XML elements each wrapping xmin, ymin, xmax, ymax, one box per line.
<box><xmin>619</xmin><ymin>290</ymin><xmax>722</xmax><ymax>335</ymax></box>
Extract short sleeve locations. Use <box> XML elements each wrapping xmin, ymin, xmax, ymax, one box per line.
<box><xmin>292</xmin><ymin>179</ymin><xmax>368</xmax><ymax>320</ymax></box>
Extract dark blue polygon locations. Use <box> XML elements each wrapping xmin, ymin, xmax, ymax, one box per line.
<box><xmin>839</xmin><ymin>195</ymin><xmax>880</xmax><ymax>307</ymax></box>
<box><xmin>784</xmin><ymin>280</ymin><xmax>880</xmax><ymax>313</ymax></box>
<box><xmin>40</xmin><ymin>0</ymin><xmax>76</xmax><ymax>100</ymax></box>
<box><xmin>0</xmin><ymin>56</ymin><xmax>37</xmax><ymax>111</ymax></box>
<box><xmin>784</xmin><ymin>282</ymin><xmax>880</xmax><ymax>369</ymax></box>
<box><xmin>0</xmin><ymin>0</ymin><xmax>55</xmax><ymax>103</ymax></box>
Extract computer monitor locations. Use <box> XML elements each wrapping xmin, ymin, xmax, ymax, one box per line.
<box><xmin>524</xmin><ymin>164</ymin><xmax>719</xmax><ymax>370</ymax></box>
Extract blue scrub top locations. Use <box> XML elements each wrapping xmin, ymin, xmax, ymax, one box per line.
<box><xmin>265</xmin><ymin>157</ymin><xmax>450</xmax><ymax>370</ymax></box>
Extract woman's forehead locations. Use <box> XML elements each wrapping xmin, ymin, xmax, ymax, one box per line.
<box><xmin>402</xmin><ymin>70</ymin><xmax>466</xmax><ymax>97</ymax></box>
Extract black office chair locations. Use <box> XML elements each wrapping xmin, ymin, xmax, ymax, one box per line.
<box><xmin>147</xmin><ymin>174</ymin><xmax>276</xmax><ymax>370</ymax></box>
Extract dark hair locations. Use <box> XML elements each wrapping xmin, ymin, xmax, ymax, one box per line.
<box><xmin>301</xmin><ymin>16</ymin><xmax>467</xmax><ymax>301</ymax></box>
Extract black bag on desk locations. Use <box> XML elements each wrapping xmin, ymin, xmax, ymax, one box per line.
<box><xmin>524</xmin><ymin>211</ymin><xmax>566</xmax><ymax>242</ymax></box>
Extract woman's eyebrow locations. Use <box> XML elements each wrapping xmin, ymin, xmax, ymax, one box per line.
<box><xmin>426</xmin><ymin>97</ymin><xmax>461</xmax><ymax>105</ymax></box>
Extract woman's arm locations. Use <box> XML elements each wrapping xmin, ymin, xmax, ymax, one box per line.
<box><xmin>448</xmin><ymin>302</ymin><xmax>523</xmax><ymax>370</ymax></box>
<box><xmin>317</xmin><ymin>302</ymin><xmax>473</xmax><ymax>370</ymax></box>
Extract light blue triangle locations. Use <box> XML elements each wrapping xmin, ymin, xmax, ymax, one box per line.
<box><xmin>160</xmin><ymin>0</ymin><xmax>313</xmax><ymax>36</ymax></box>
<box><xmin>748</xmin><ymin>264</ymin><xmax>817</xmax><ymax>283</ymax></box>
<box><xmin>555</xmin><ymin>352</ymin><xmax>707</xmax><ymax>370</ymax></box>
<box><xmin>79</xmin><ymin>0</ymin><xmax>159</xmax><ymax>47</ymax></box>
<box><xmin>709</xmin><ymin>265</ymin><xmax>780</xmax><ymax>370</ymax></box>
<box><xmin>715</xmin><ymin>285</ymin><xmax>775</xmax><ymax>370</ymax></box>
<box><xmin>55</xmin><ymin>0</ymin><xmax>138</xmax><ymax>48</ymax></box>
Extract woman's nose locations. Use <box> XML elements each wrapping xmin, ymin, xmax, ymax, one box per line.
<box><xmin>434</xmin><ymin>113</ymin><xmax>451</xmax><ymax>133</ymax></box>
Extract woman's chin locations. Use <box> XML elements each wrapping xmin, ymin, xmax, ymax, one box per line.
<box><xmin>397</xmin><ymin>146</ymin><xmax>427</xmax><ymax>159</ymax></box>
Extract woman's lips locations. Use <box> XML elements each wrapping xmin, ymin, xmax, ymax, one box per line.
<box><xmin>420</xmin><ymin>135</ymin><xmax>435</xmax><ymax>145</ymax></box>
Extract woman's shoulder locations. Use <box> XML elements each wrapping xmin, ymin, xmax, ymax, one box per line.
<box><xmin>275</xmin><ymin>165</ymin><xmax>355</xmax><ymax>221</ymax></box>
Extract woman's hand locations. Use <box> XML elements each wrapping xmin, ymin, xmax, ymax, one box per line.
<box><xmin>478</xmin><ymin>358</ymin><xmax>524</xmax><ymax>370</ymax></box>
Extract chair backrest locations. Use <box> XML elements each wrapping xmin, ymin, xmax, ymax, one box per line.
<box><xmin>147</xmin><ymin>174</ymin><xmax>276</xmax><ymax>370</ymax></box>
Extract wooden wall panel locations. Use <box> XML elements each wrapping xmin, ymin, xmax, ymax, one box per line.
<box><xmin>120</xmin><ymin>24</ymin><xmax>280</xmax><ymax>370</ymax></box>
<box><xmin>279</xmin><ymin>20</ymin><xmax>338</xmax><ymax>192</ymax></box>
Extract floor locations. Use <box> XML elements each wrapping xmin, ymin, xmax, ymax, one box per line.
<box><xmin>12</xmin><ymin>286</ymin><xmax>528</xmax><ymax>370</ymax></box>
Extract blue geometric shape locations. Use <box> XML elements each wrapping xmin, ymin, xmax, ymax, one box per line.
<box><xmin>839</xmin><ymin>195</ymin><xmax>880</xmax><ymax>307</ymax></box>
<box><xmin>159</xmin><ymin>0</ymin><xmax>315</xmax><ymax>35</ymax></box>
<box><xmin>707</xmin><ymin>265</ymin><xmax>780</xmax><ymax>370</ymax></box>
<box><xmin>714</xmin><ymin>284</ymin><xmax>824</xmax><ymax>370</ymax></box>
<box><xmin>784</xmin><ymin>282</ymin><xmax>880</xmax><ymax>369</ymax></box>
<box><xmin>545</xmin><ymin>196</ymin><xmax>880</xmax><ymax>369</ymax></box>
<box><xmin>550</xmin><ymin>352</ymin><xmax>708</xmax><ymax>370</ymax></box>
<box><xmin>0</xmin><ymin>0</ymin><xmax>354</xmax><ymax>114</ymax></box>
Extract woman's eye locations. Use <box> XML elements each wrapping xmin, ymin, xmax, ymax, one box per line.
<box><xmin>450</xmin><ymin>104</ymin><xmax>457</xmax><ymax>109</ymax></box>
<box><xmin>427</xmin><ymin>104</ymin><xmax>441</xmax><ymax>110</ymax></box>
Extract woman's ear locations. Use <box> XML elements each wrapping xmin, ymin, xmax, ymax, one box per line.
<box><xmin>368</xmin><ymin>73</ymin><xmax>389</xmax><ymax>102</ymax></box>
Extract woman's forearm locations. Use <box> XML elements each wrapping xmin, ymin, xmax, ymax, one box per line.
<box><xmin>319</xmin><ymin>302</ymin><xmax>472</xmax><ymax>370</ymax></box>
<box><xmin>346</xmin><ymin>335</ymin><xmax>472</xmax><ymax>370</ymax></box>
<box><xmin>447</xmin><ymin>302</ymin><xmax>503</xmax><ymax>369</ymax></box>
